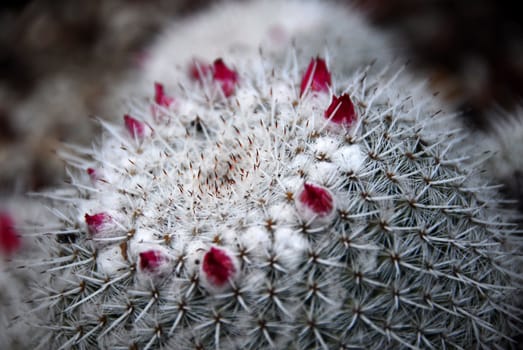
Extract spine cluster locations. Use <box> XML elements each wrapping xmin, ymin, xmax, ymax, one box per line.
<box><xmin>13</xmin><ymin>47</ymin><xmax>521</xmax><ymax>350</ymax></box>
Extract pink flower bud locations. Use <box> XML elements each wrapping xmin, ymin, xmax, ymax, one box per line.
<box><xmin>134</xmin><ymin>248</ymin><xmax>173</xmax><ymax>283</ymax></box>
<box><xmin>300</xmin><ymin>57</ymin><xmax>331</xmax><ymax>97</ymax></box>
<box><xmin>154</xmin><ymin>82</ymin><xmax>175</xmax><ymax>108</ymax></box>
<box><xmin>189</xmin><ymin>58</ymin><xmax>211</xmax><ymax>81</ymax></box>
<box><xmin>324</xmin><ymin>94</ymin><xmax>356</xmax><ymax>126</ymax></box>
<box><xmin>85</xmin><ymin>213</ymin><xmax>111</xmax><ymax>234</ymax></box>
<box><xmin>87</xmin><ymin>168</ymin><xmax>99</xmax><ymax>182</ymax></box>
<box><xmin>295</xmin><ymin>183</ymin><xmax>335</xmax><ymax>222</ymax></box>
<box><xmin>124</xmin><ymin>114</ymin><xmax>145</xmax><ymax>139</ymax></box>
<box><xmin>139</xmin><ymin>250</ymin><xmax>169</xmax><ymax>274</ymax></box>
<box><xmin>201</xmin><ymin>246</ymin><xmax>237</xmax><ymax>289</ymax></box>
<box><xmin>212</xmin><ymin>58</ymin><xmax>238</xmax><ymax>97</ymax></box>
<box><xmin>0</xmin><ymin>212</ymin><xmax>21</xmax><ymax>255</ymax></box>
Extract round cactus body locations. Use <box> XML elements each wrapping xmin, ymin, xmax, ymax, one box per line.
<box><xmin>18</xmin><ymin>51</ymin><xmax>519</xmax><ymax>349</ymax></box>
<box><xmin>16</xmin><ymin>48</ymin><xmax>523</xmax><ymax>350</ymax></box>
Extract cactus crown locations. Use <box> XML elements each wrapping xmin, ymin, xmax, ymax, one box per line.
<box><xmin>19</xmin><ymin>51</ymin><xmax>522</xmax><ymax>350</ymax></box>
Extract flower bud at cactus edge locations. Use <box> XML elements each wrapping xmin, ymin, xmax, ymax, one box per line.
<box><xmin>154</xmin><ymin>83</ymin><xmax>175</xmax><ymax>108</ymax></box>
<box><xmin>212</xmin><ymin>59</ymin><xmax>239</xmax><ymax>97</ymax></box>
<box><xmin>0</xmin><ymin>212</ymin><xmax>21</xmax><ymax>256</ymax></box>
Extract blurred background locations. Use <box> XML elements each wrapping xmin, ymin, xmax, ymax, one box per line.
<box><xmin>1</xmin><ymin>0</ymin><xmax>522</xmax><ymax>194</ymax></box>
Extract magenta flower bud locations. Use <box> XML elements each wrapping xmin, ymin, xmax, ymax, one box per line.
<box><xmin>154</xmin><ymin>82</ymin><xmax>175</xmax><ymax>108</ymax></box>
<box><xmin>189</xmin><ymin>58</ymin><xmax>212</xmax><ymax>81</ymax></box>
<box><xmin>212</xmin><ymin>58</ymin><xmax>238</xmax><ymax>97</ymax></box>
<box><xmin>133</xmin><ymin>248</ymin><xmax>174</xmax><ymax>284</ymax></box>
<box><xmin>324</xmin><ymin>94</ymin><xmax>356</xmax><ymax>127</ymax></box>
<box><xmin>201</xmin><ymin>246</ymin><xmax>238</xmax><ymax>291</ymax></box>
<box><xmin>87</xmin><ymin>168</ymin><xmax>99</xmax><ymax>182</ymax></box>
<box><xmin>295</xmin><ymin>182</ymin><xmax>335</xmax><ymax>222</ymax></box>
<box><xmin>300</xmin><ymin>57</ymin><xmax>331</xmax><ymax>97</ymax></box>
<box><xmin>139</xmin><ymin>250</ymin><xmax>169</xmax><ymax>273</ymax></box>
<box><xmin>124</xmin><ymin>114</ymin><xmax>146</xmax><ymax>139</ymax></box>
<box><xmin>0</xmin><ymin>212</ymin><xmax>21</xmax><ymax>255</ymax></box>
<box><xmin>84</xmin><ymin>213</ymin><xmax>111</xmax><ymax>234</ymax></box>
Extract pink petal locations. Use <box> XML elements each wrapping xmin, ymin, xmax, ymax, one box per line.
<box><xmin>212</xmin><ymin>58</ymin><xmax>238</xmax><ymax>97</ymax></box>
<box><xmin>87</xmin><ymin>168</ymin><xmax>98</xmax><ymax>182</ymax></box>
<box><xmin>300</xmin><ymin>57</ymin><xmax>331</xmax><ymax>97</ymax></box>
<box><xmin>324</xmin><ymin>94</ymin><xmax>356</xmax><ymax>126</ymax></box>
<box><xmin>85</xmin><ymin>213</ymin><xmax>111</xmax><ymax>234</ymax></box>
<box><xmin>154</xmin><ymin>82</ymin><xmax>174</xmax><ymax>108</ymax></box>
<box><xmin>0</xmin><ymin>212</ymin><xmax>21</xmax><ymax>255</ymax></box>
<box><xmin>202</xmin><ymin>246</ymin><xmax>236</xmax><ymax>287</ymax></box>
<box><xmin>189</xmin><ymin>58</ymin><xmax>211</xmax><ymax>81</ymax></box>
<box><xmin>124</xmin><ymin>114</ymin><xmax>145</xmax><ymax>139</ymax></box>
<box><xmin>298</xmin><ymin>183</ymin><xmax>334</xmax><ymax>217</ymax></box>
<box><xmin>139</xmin><ymin>250</ymin><xmax>168</xmax><ymax>273</ymax></box>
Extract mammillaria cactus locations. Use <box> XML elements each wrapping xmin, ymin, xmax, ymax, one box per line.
<box><xmin>5</xmin><ymin>2</ymin><xmax>523</xmax><ymax>350</ymax></box>
<box><xmin>11</xmin><ymin>49</ymin><xmax>522</xmax><ymax>349</ymax></box>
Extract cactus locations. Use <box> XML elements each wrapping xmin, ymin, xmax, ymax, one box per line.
<box><xmin>7</xmin><ymin>1</ymin><xmax>522</xmax><ymax>349</ymax></box>
<box><xmin>1</xmin><ymin>208</ymin><xmax>34</xmax><ymax>349</ymax></box>
<box><xmin>11</xmin><ymin>47</ymin><xmax>522</xmax><ymax>349</ymax></box>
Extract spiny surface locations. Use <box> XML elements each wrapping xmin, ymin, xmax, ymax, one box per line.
<box><xmin>19</xmin><ymin>52</ymin><xmax>522</xmax><ymax>350</ymax></box>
